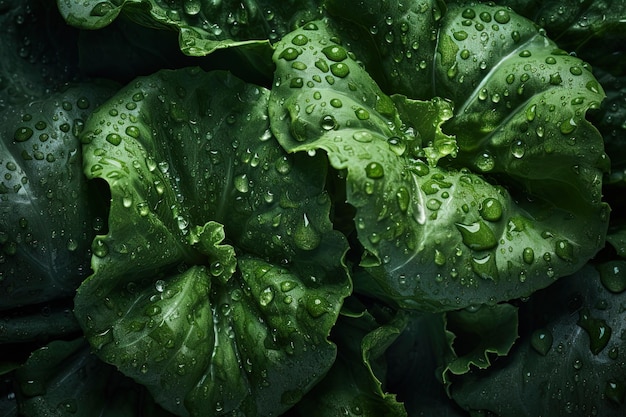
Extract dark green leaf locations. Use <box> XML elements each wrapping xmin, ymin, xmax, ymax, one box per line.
<box><xmin>0</xmin><ymin>0</ymin><xmax>81</xmax><ymax>111</ymax></box>
<box><xmin>13</xmin><ymin>339</ymin><xmax>176</xmax><ymax>416</ymax></box>
<box><xmin>443</xmin><ymin>304</ymin><xmax>519</xmax><ymax>386</ymax></box>
<box><xmin>0</xmin><ymin>83</ymin><xmax>115</xmax><ymax>309</ymax></box>
<box><xmin>386</xmin><ymin>313</ymin><xmax>471</xmax><ymax>417</ymax></box>
<box><xmin>75</xmin><ymin>68</ymin><xmax>350</xmax><ymax>417</ymax></box>
<box><xmin>450</xmin><ymin>266</ymin><xmax>626</xmax><ymax>416</ymax></box>
<box><xmin>294</xmin><ymin>307</ymin><xmax>407</xmax><ymax>417</ymax></box>
<box><xmin>57</xmin><ymin>0</ymin><xmax>323</xmax><ymax>56</ymax></box>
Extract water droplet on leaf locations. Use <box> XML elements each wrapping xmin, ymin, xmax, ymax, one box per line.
<box><xmin>577</xmin><ymin>309</ymin><xmax>612</xmax><ymax>355</ymax></box>
<box><xmin>530</xmin><ymin>328</ymin><xmax>553</xmax><ymax>355</ymax></box>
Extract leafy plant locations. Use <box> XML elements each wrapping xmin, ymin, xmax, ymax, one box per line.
<box><xmin>1</xmin><ymin>0</ymin><xmax>625</xmax><ymax>416</ymax></box>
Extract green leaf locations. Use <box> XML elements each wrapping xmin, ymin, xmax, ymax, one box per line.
<box><xmin>450</xmin><ymin>266</ymin><xmax>626</xmax><ymax>416</ymax></box>
<box><xmin>442</xmin><ymin>304</ymin><xmax>519</xmax><ymax>387</ymax></box>
<box><xmin>269</xmin><ymin>12</ymin><xmax>609</xmax><ymax>311</ymax></box>
<box><xmin>57</xmin><ymin>0</ymin><xmax>323</xmax><ymax>56</ymax></box>
<box><xmin>0</xmin><ymin>83</ymin><xmax>115</xmax><ymax>309</ymax></box>
<box><xmin>12</xmin><ymin>339</ymin><xmax>176</xmax><ymax>416</ymax></box>
<box><xmin>323</xmin><ymin>0</ymin><xmax>446</xmax><ymax>99</ymax></box>
<box><xmin>385</xmin><ymin>313</ymin><xmax>470</xmax><ymax>417</ymax></box>
<box><xmin>75</xmin><ymin>68</ymin><xmax>350</xmax><ymax>417</ymax></box>
<box><xmin>0</xmin><ymin>0</ymin><xmax>81</xmax><ymax>111</ymax></box>
<box><xmin>294</xmin><ymin>307</ymin><xmax>408</xmax><ymax>417</ymax></box>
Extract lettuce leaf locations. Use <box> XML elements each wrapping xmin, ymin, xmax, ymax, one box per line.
<box><xmin>269</xmin><ymin>11</ymin><xmax>609</xmax><ymax>312</ymax></box>
<box><xmin>74</xmin><ymin>68</ymin><xmax>350</xmax><ymax>417</ymax></box>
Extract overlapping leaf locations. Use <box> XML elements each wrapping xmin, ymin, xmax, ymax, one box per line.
<box><xmin>269</xmin><ymin>5</ymin><xmax>609</xmax><ymax>311</ymax></box>
<box><xmin>75</xmin><ymin>68</ymin><xmax>350</xmax><ymax>417</ymax></box>
<box><xmin>57</xmin><ymin>0</ymin><xmax>322</xmax><ymax>56</ymax></box>
<box><xmin>0</xmin><ymin>83</ymin><xmax>115</xmax><ymax>309</ymax></box>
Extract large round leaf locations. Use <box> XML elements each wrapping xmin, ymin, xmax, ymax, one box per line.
<box><xmin>269</xmin><ymin>10</ymin><xmax>609</xmax><ymax>312</ymax></box>
<box><xmin>75</xmin><ymin>68</ymin><xmax>350</xmax><ymax>417</ymax></box>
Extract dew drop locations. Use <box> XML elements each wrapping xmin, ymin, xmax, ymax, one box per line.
<box><xmin>137</xmin><ymin>201</ymin><xmax>150</xmax><ymax>217</ymax></box>
<box><xmin>479</xmin><ymin>198</ymin><xmax>503</xmax><ymax>222</ymax></box>
<box><xmin>475</xmin><ymin>152</ymin><xmax>495</xmax><ymax>172</ymax></box>
<box><xmin>597</xmin><ymin>261</ymin><xmax>626</xmax><ymax>293</ymax></box>
<box><xmin>183</xmin><ymin>0</ymin><xmax>201</xmax><ymax>15</ymax></box>
<box><xmin>279</xmin><ymin>47</ymin><xmax>300</xmax><ymax>61</ymax></box>
<box><xmin>315</xmin><ymin>58</ymin><xmax>329</xmax><ymax>72</ymax></box>
<box><xmin>471</xmin><ymin>253</ymin><xmax>498</xmax><ymax>281</ymax></box>
<box><xmin>530</xmin><ymin>328</ymin><xmax>553</xmax><ymax>355</ymax></box>
<box><xmin>330</xmin><ymin>62</ymin><xmax>350</xmax><ymax>78</ymax></box>
<box><xmin>586</xmin><ymin>80</ymin><xmax>601</xmax><ymax>93</ymax></box>
<box><xmin>569</xmin><ymin>66</ymin><xmax>583</xmax><ymax>76</ymax></box>
<box><xmin>522</xmin><ymin>247</ymin><xmax>534</xmax><ymax>264</ymax></box>
<box><xmin>291</xmin><ymin>34</ymin><xmax>308</xmax><ymax>46</ymax></box>
<box><xmin>396</xmin><ymin>186</ymin><xmax>410</xmax><ymax>212</ymax></box>
<box><xmin>320</xmin><ymin>115</ymin><xmax>338</xmax><ymax>130</ymax></box>
<box><xmin>426</xmin><ymin>198</ymin><xmax>441</xmax><ymax>211</ymax></box>
<box><xmin>306</xmin><ymin>296</ymin><xmax>328</xmax><ymax>318</ymax></box>
<box><xmin>289</xmin><ymin>77</ymin><xmax>303</xmax><ymax>88</ymax></box>
<box><xmin>493</xmin><ymin>9</ymin><xmax>510</xmax><ymax>24</ymax></box>
<box><xmin>510</xmin><ymin>139</ymin><xmax>526</xmax><ymax>158</ymax></box>
<box><xmin>352</xmin><ymin>131</ymin><xmax>374</xmax><ymax>143</ymax></box>
<box><xmin>577</xmin><ymin>308</ymin><xmax>612</xmax><ymax>355</ymax></box>
<box><xmin>280</xmin><ymin>280</ymin><xmax>297</xmax><ymax>292</ymax></box>
<box><xmin>145</xmin><ymin>304</ymin><xmax>161</xmax><ymax>316</ymax></box>
<box><xmin>14</xmin><ymin>127</ymin><xmax>33</xmax><ymax>142</ymax></box>
<box><xmin>322</xmin><ymin>45</ymin><xmax>347</xmax><ymax>62</ymax></box>
<box><xmin>549</xmin><ymin>72</ymin><xmax>562</xmax><ymax>85</ymax></box>
<box><xmin>106</xmin><ymin>133</ymin><xmax>122</xmax><ymax>146</ymax></box>
<box><xmin>555</xmin><ymin>239</ymin><xmax>573</xmax><ymax>262</ymax></box>
<box><xmin>461</xmin><ymin>8</ymin><xmax>476</xmax><ymax>19</ymax></box>
<box><xmin>365</xmin><ymin>162</ymin><xmax>384</xmax><ymax>179</ymax></box>
<box><xmin>92</xmin><ymin>239</ymin><xmax>109</xmax><ymax>258</ymax></box>
<box><xmin>387</xmin><ymin>136</ymin><xmax>406</xmax><ymax>156</ymax></box>
<box><xmin>605</xmin><ymin>380</ymin><xmax>626</xmax><ymax>405</ymax></box>
<box><xmin>210</xmin><ymin>261</ymin><xmax>224</xmax><ymax>277</ymax></box>
<box><xmin>330</xmin><ymin>98</ymin><xmax>342</xmax><ymax>108</ymax></box>
<box><xmin>354</xmin><ymin>108</ymin><xmax>370</xmax><ymax>120</ymax></box>
<box><xmin>453</xmin><ymin>31</ymin><xmax>468</xmax><ymax>41</ymax></box>
<box><xmin>155</xmin><ymin>279</ymin><xmax>166</xmax><ymax>292</ymax></box>
<box><xmin>126</xmin><ymin>126</ymin><xmax>140</xmax><ymax>138</ymax></box>
<box><xmin>234</xmin><ymin>173</ymin><xmax>249</xmax><ymax>193</ymax></box>
<box><xmin>434</xmin><ymin>249</ymin><xmax>446</xmax><ymax>266</ymax></box>
<box><xmin>259</xmin><ymin>287</ymin><xmax>275</xmax><ymax>307</ymax></box>
<box><xmin>456</xmin><ymin>220</ymin><xmax>498</xmax><ymax>251</ymax></box>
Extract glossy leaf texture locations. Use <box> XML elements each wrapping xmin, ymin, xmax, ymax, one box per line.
<box><xmin>0</xmin><ymin>83</ymin><xmax>115</xmax><ymax>310</ymax></box>
<box><xmin>450</xmin><ymin>266</ymin><xmax>626</xmax><ymax>416</ymax></box>
<box><xmin>56</xmin><ymin>0</ymin><xmax>322</xmax><ymax>56</ymax></box>
<box><xmin>442</xmin><ymin>303</ymin><xmax>518</xmax><ymax>387</ymax></box>
<box><xmin>0</xmin><ymin>0</ymin><xmax>81</xmax><ymax>112</ymax></box>
<box><xmin>269</xmin><ymin>4</ymin><xmax>609</xmax><ymax>311</ymax></box>
<box><xmin>75</xmin><ymin>68</ymin><xmax>350</xmax><ymax>417</ymax></box>
<box><xmin>293</xmin><ymin>305</ymin><xmax>408</xmax><ymax>417</ymax></box>
<box><xmin>10</xmin><ymin>338</ymin><xmax>177</xmax><ymax>417</ymax></box>
<box><xmin>385</xmin><ymin>313</ymin><xmax>470</xmax><ymax>417</ymax></box>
